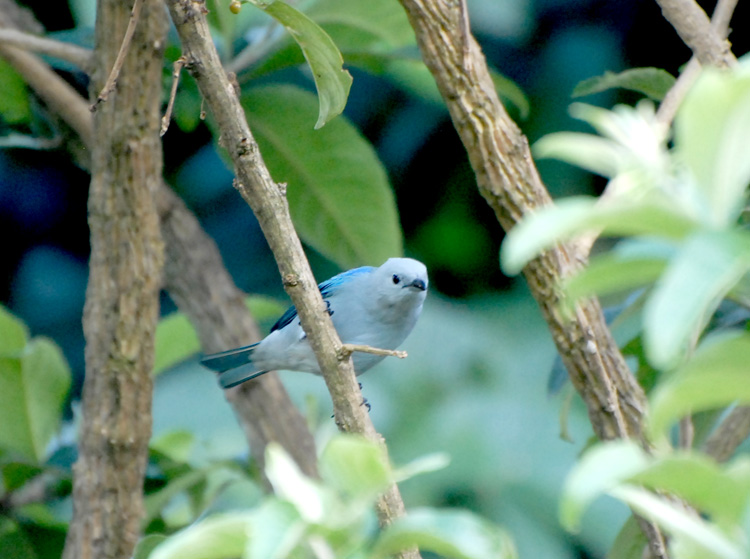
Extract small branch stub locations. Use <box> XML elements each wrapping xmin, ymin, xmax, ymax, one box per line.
<box><xmin>339</xmin><ymin>344</ymin><xmax>408</xmax><ymax>361</ymax></box>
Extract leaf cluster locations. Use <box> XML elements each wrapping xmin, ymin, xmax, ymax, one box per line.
<box><xmin>501</xmin><ymin>61</ymin><xmax>750</xmax><ymax>558</ymax></box>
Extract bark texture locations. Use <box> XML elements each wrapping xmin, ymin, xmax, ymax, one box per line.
<box><xmin>62</xmin><ymin>1</ymin><xmax>167</xmax><ymax>558</ymax></box>
<box><xmin>397</xmin><ymin>0</ymin><xmax>645</xmax><ymax>443</ymax></box>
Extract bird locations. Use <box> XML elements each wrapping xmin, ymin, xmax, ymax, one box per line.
<box><xmin>201</xmin><ymin>258</ymin><xmax>428</xmax><ymax>389</ymax></box>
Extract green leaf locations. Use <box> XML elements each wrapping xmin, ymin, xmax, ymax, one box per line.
<box><xmin>534</xmin><ymin>132</ymin><xmax>626</xmax><ymax>178</ymax></box>
<box><xmin>150</xmin><ymin>430</ymin><xmax>196</xmax><ymax>464</ymax></box>
<box><xmin>245</xmin><ymin>500</ymin><xmax>303</xmax><ymax>559</ymax></box>
<box><xmin>143</xmin><ymin>468</ymin><xmax>210</xmax><ymax>526</ymax></box>
<box><xmin>153</xmin><ymin>297</ymin><xmax>284</xmax><ymax>375</ymax></box>
<box><xmin>629</xmin><ymin>453</ymin><xmax>750</xmax><ymax>526</ymax></box>
<box><xmin>648</xmin><ymin>333</ymin><xmax>750</xmax><ymax>440</ymax></box>
<box><xmin>500</xmin><ymin>196</ymin><xmax>698</xmax><ymax>275</ymax></box>
<box><xmin>609</xmin><ymin>485</ymin><xmax>744</xmax><ymax>559</ymax></box>
<box><xmin>373</xmin><ymin>508</ymin><xmax>517</xmax><ymax>559</ymax></box>
<box><xmin>610</xmin><ymin>516</ymin><xmax>648</xmax><ymax>559</ymax></box>
<box><xmin>250</xmin><ymin>0</ymin><xmax>416</xmax><ymax>79</ymax></box>
<box><xmin>134</xmin><ymin>535</ymin><xmax>168</xmax><ymax>559</ymax></box>
<box><xmin>265</xmin><ymin>442</ymin><xmax>328</xmax><ymax>523</ymax></box>
<box><xmin>643</xmin><ymin>230</ymin><xmax>750</xmax><ymax>370</ymax></box>
<box><xmin>562</xmin><ymin>254</ymin><xmax>667</xmax><ymax>309</ymax></box>
<box><xmin>0</xmin><ymin>59</ymin><xmax>32</xmax><ymax>124</ymax></box>
<box><xmin>1</xmin><ymin>462</ymin><xmax>43</xmax><ymax>493</ymax></box>
<box><xmin>490</xmin><ymin>68</ymin><xmax>529</xmax><ymax>119</ymax></box>
<box><xmin>0</xmin><ymin>339</ymin><xmax>71</xmax><ymax>462</ymax></box>
<box><xmin>393</xmin><ymin>452</ymin><xmax>450</xmax><ymax>482</ymax></box>
<box><xmin>153</xmin><ymin>313</ymin><xmax>201</xmax><ymax>376</ymax></box>
<box><xmin>149</xmin><ymin>512</ymin><xmax>254</xmax><ymax>559</ymax></box>
<box><xmin>0</xmin><ymin>306</ymin><xmax>28</xmax><ymax>356</ymax></box>
<box><xmin>251</xmin><ymin>0</ymin><xmax>352</xmax><ymax>128</ymax></box>
<box><xmin>675</xmin><ymin>61</ymin><xmax>750</xmax><ymax>227</ymax></box>
<box><xmin>573</xmin><ymin>68</ymin><xmax>676</xmax><ymax>101</ymax></box>
<box><xmin>319</xmin><ymin>435</ymin><xmax>392</xmax><ymax>501</ymax></box>
<box><xmin>560</xmin><ymin>440</ymin><xmax>649</xmax><ymax>532</ymax></box>
<box><xmin>0</xmin><ymin>517</ymin><xmax>36</xmax><ymax>559</ymax></box>
<box><xmin>306</xmin><ymin>0</ymin><xmax>416</xmax><ymax>52</ymax></box>
<box><xmin>242</xmin><ymin>85</ymin><xmax>402</xmax><ymax>268</ymax></box>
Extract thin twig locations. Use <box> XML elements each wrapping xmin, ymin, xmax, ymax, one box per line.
<box><xmin>339</xmin><ymin>344</ymin><xmax>408</xmax><ymax>360</ymax></box>
<box><xmin>161</xmin><ymin>56</ymin><xmax>185</xmax><ymax>136</ymax></box>
<box><xmin>165</xmin><ymin>2</ymin><xmax>420</xmax><ymax>555</ymax></box>
<box><xmin>225</xmin><ymin>21</ymin><xmax>280</xmax><ymax>75</ymax></box>
<box><xmin>91</xmin><ymin>0</ymin><xmax>144</xmax><ymax>111</ymax></box>
<box><xmin>0</xmin><ymin>28</ymin><xmax>92</xmax><ymax>70</ymax></box>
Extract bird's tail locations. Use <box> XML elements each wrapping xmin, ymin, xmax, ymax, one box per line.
<box><xmin>200</xmin><ymin>343</ymin><xmax>270</xmax><ymax>389</ymax></box>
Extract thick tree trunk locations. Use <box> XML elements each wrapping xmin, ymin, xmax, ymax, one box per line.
<box><xmin>62</xmin><ymin>1</ymin><xmax>167</xmax><ymax>558</ymax></box>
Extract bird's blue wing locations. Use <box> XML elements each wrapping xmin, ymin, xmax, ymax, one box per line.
<box><xmin>270</xmin><ymin>266</ymin><xmax>375</xmax><ymax>332</ymax></box>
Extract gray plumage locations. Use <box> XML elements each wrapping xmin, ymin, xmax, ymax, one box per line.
<box><xmin>201</xmin><ymin>258</ymin><xmax>428</xmax><ymax>388</ymax></box>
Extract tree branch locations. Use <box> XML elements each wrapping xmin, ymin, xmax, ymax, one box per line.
<box><xmin>0</xmin><ymin>28</ymin><xmax>92</xmax><ymax>70</ymax></box>
<box><xmin>155</xmin><ymin>185</ymin><xmax>319</xmax><ymax>478</ymax></box>
<box><xmin>653</xmin><ymin>0</ymin><xmax>736</xmax><ymax>68</ymax></box>
<box><xmin>396</xmin><ymin>0</ymin><xmax>666</xmax><ymax>556</ymax></box>
<box><xmin>62</xmin><ymin>0</ymin><xmax>166</xmax><ymax>557</ymax></box>
<box><xmin>656</xmin><ymin>0</ymin><xmax>738</xmax><ymax>124</ymax></box>
<box><xmin>164</xmin><ymin>1</ymin><xmax>419</xmax><ymax>553</ymax></box>
<box><xmin>0</xmin><ymin>1</ymin><xmax>319</xmax><ymax>483</ymax></box>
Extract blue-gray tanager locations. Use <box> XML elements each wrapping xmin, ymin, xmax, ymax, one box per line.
<box><xmin>201</xmin><ymin>258</ymin><xmax>428</xmax><ymax>388</ymax></box>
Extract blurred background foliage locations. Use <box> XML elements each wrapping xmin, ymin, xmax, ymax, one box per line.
<box><xmin>2</xmin><ymin>0</ymin><xmax>750</xmax><ymax>558</ymax></box>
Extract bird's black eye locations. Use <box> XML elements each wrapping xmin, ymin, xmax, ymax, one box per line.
<box><xmin>392</xmin><ymin>274</ymin><xmax>400</xmax><ymax>284</ymax></box>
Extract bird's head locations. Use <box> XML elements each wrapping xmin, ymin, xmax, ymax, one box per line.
<box><xmin>373</xmin><ymin>257</ymin><xmax>429</xmax><ymax>308</ymax></box>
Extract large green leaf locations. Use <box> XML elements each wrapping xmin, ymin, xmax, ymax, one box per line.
<box><xmin>648</xmin><ymin>333</ymin><xmax>750</xmax><ymax>440</ymax></box>
<box><xmin>0</xmin><ymin>339</ymin><xmax>71</xmax><ymax>463</ymax></box>
<box><xmin>500</xmin><ymin>196</ymin><xmax>698</xmax><ymax>274</ymax></box>
<box><xmin>573</xmin><ymin>68</ymin><xmax>676</xmax><ymax>101</ymax></box>
<box><xmin>242</xmin><ymin>84</ymin><xmax>402</xmax><ymax>268</ymax></box>
<box><xmin>372</xmin><ymin>508</ymin><xmax>517</xmax><ymax>559</ymax></box>
<box><xmin>643</xmin><ymin>230</ymin><xmax>750</xmax><ymax>370</ymax></box>
<box><xmin>675</xmin><ymin>61</ymin><xmax>750</xmax><ymax>227</ymax></box>
<box><xmin>251</xmin><ymin>0</ymin><xmax>352</xmax><ymax>128</ymax></box>
<box><xmin>629</xmin><ymin>453</ymin><xmax>750</xmax><ymax>526</ymax></box>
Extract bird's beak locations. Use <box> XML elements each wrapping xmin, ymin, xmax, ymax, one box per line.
<box><xmin>406</xmin><ymin>278</ymin><xmax>427</xmax><ymax>291</ymax></box>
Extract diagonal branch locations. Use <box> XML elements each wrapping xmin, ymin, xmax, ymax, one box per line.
<box><xmin>656</xmin><ymin>0</ymin><xmax>739</xmax><ymax>124</ymax></box>
<box><xmin>396</xmin><ymin>0</ymin><xmax>667</xmax><ymax>556</ymax></box>
<box><xmin>164</xmin><ymin>1</ymin><xmax>418</xmax><ymax>554</ymax></box>
<box><xmin>653</xmin><ymin>0</ymin><xmax>736</xmax><ymax>68</ymax></box>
